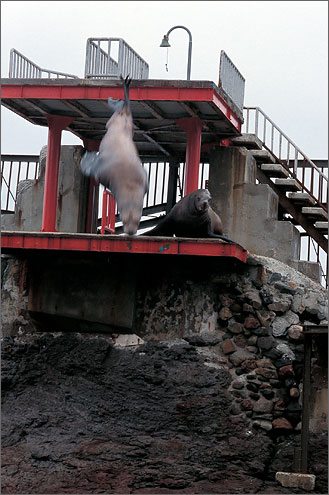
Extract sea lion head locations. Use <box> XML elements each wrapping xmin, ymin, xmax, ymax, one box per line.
<box><xmin>119</xmin><ymin>203</ymin><xmax>143</xmax><ymax>236</ymax></box>
<box><xmin>194</xmin><ymin>189</ymin><xmax>211</xmax><ymax>214</ymax></box>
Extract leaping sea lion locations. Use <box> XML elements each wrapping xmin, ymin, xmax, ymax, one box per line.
<box><xmin>143</xmin><ymin>188</ymin><xmax>233</xmax><ymax>242</ymax></box>
<box><xmin>80</xmin><ymin>76</ymin><xmax>148</xmax><ymax>235</ymax></box>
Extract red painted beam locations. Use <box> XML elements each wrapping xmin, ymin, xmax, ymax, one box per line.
<box><xmin>1</xmin><ymin>84</ymin><xmax>242</xmax><ymax>129</ymax></box>
<box><xmin>1</xmin><ymin>232</ymin><xmax>248</xmax><ymax>262</ymax></box>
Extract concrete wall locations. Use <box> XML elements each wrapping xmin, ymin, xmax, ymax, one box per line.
<box><xmin>1</xmin><ymin>145</ymin><xmax>89</xmax><ymax>233</ymax></box>
<box><xmin>208</xmin><ymin>146</ymin><xmax>320</xmax><ymax>282</ymax></box>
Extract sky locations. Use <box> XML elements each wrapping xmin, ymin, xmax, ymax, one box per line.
<box><xmin>1</xmin><ymin>0</ymin><xmax>328</xmax><ymax>158</ymax></box>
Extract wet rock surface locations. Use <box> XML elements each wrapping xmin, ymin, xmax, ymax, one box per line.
<box><xmin>1</xmin><ymin>333</ymin><xmax>327</xmax><ymax>494</ymax></box>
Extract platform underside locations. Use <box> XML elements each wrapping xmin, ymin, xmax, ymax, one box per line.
<box><xmin>1</xmin><ymin>79</ymin><xmax>242</xmax><ymax>161</ymax></box>
<box><xmin>1</xmin><ymin>231</ymin><xmax>247</xmax><ymax>262</ymax></box>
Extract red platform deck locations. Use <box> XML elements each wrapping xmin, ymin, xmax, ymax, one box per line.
<box><xmin>1</xmin><ymin>231</ymin><xmax>247</xmax><ymax>262</ymax></box>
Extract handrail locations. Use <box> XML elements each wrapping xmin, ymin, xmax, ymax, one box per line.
<box><xmin>244</xmin><ymin>107</ymin><xmax>328</xmax><ymax>180</ymax></box>
<box><xmin>243</xmin><ymin>107</ymin><xmax>328</xmax><ymax>212</ymax></box>
<box><xmin>9</xmin><ymin>49</ymin><xmax>78</xmax><ymax>79</ymax></box>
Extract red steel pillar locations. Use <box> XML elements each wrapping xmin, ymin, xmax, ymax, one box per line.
<box><xmin>176</xmin><ymin>117</ymin><xmax>203</xmax><ymax>196</ymax></box>
<box><xmin>41</xmin><ymin>115</ymin><xmax>74</xmax><ymax>232</ymax></box>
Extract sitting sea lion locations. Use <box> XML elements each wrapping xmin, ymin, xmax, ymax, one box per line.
<box><xmin>81</xmin><ymin>76</ymin><xmax>148</xmax><ymax>235</ymax></box>
<box><xmin>143</xmin><ymin>188</ymin><xmax>233</xmax><ymax>242</ymax></box>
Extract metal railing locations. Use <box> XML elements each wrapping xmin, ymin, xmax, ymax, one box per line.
<box><xmin>1</xmin><ymin>155</ymin><xmax>40</xmax><ymax>212</ymax></box>
<box><xmin>2</xmin><ymin>154</ymin><xmax>326</xmax><ymax>286</ymax></box>
<box><xmin>218</xmin><ymin>50</ymin><xmax>245</xmax><ymax>112</ymax></box>
<box><xmin>98</xmin><ymin>161</ymin><xmax>209</xmax><ymax>232</ymax></box>
<box><xmin>84</xmin><ymin>38</ymin><xmax>149</xmax><ymax>79</ymax></box>
<box><xmin>9</xmin><ymin>49</ymin><xmax>78</xmax><ymax>79</ymax></box>
<box><xmin>243</xmin><ymin>107</ymin><xmax>328</xmax><ymax>210</ymax></box>
<box><xmin>243</xmin><ymin>106</ymin><xmax>328</xmax><ymax>287</ymax></box>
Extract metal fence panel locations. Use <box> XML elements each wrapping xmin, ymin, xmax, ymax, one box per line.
<box><xmin>84</xmin><ymin>38</ymin><xmax>149</xmax><ymax>79</ymax></box>
<box><xmin>218</xmin><ymin>50</ymin><xmax>245</xmax><ymax>112</ymax></box>
<box><xmin>9</xmin><ymin>49</ymin><xmax>78</xmax><ymax>79</ymax></box>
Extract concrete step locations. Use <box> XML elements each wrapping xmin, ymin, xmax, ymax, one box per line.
<box><xmin>251</xmin><ymin>149</ymin><xmax>276</xmax><ymax>163</ymax></box>
<box><xmin>274</xmin><ymin>178</ymin><xmax>302</xmax><ymax>192</ymax></box>
<box><xmin>231</xmin><ymin>133</ymin><xmax>263</xmax><ymax>150</ymax></box>
<box><xmin>301</xmin><ymin>207</ymin><xmax>328</xmax><ymax>220</ymax></box>
<box><xmin>287</xmin><ymin>192</ymin><xmax>316</xmax><ymax>206</ymax></box>
<box><xmin>314</xmin><ymin>221</ymin><xmax>328</xmax><ymax>233</ymax></box>
<box><xmin>260</xmin><ymin>163</ymin><xmax>290</xmax><ymax>178</ymax></box>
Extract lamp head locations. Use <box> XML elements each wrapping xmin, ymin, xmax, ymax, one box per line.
<box><xmin>160</xmin><ymin>35</ymin><xmax>171</xmax><ymax>48</ymax></box>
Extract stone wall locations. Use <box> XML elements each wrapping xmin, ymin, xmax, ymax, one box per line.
<box><xmin>1</xmin><ymin>252</ymin><xmax>328</xmax><ymax>493</ymax></box>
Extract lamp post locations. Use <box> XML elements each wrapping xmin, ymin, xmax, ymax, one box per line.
<box><xmin>160</xmin><ymin>25</ymin><xmax>192</xmax><ymax>80</ymax></box>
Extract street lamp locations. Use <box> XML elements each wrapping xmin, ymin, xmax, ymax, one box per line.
<box><xmin>160</xmin><ymin>25</ymin><xmax>192</xmax><ymax>80</ymax></box>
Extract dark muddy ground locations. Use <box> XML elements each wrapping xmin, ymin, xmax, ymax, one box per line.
<box><xmin>1</xmin><ymin>333</ymin><xmax>327</xmax><ymax>494</ymax></box>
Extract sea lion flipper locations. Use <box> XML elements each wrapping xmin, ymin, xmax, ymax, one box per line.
<box><xmin>80</xmin><ymin>151</ymin><xmax>99</xmax><ymax>177</ymax></box>
<box><xmin>208</xmin><ymin>232</ymin><xmax>234</xmax><ymax>243</ymax></box>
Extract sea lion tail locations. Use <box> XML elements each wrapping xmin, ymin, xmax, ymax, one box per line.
<box><xmin>80</xmin><ymin>151</ymin><xmax>99</xmax><ymax>177</ymax></box>
<box><xmin>120</xmin><ymin>75</ymin><xmax>132</xmax><ymax>111</ymax></box>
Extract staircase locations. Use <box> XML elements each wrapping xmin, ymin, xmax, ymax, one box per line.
<box><xmin>232</xmin><ymin>107</ymin><xmax>328</xmax><ymax>285</ymax></box>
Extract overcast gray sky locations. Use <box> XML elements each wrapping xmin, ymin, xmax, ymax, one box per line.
<box><xmin>1</xmin><ymin>0</ymin><xmax>328</xmax><ymax>158</ymax></box>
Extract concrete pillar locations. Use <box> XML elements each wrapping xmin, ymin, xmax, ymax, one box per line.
<box><xmin>208</xmin><ymin>146</ymin><xmax>301</xmax><ymax>267</ymax></box>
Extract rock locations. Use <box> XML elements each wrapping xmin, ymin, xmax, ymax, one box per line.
<box><xmin>255</xmin><ymin>310</ymin><xmax>275</xmax><ymax>327</ymax></box>
<box><xmin>249</xmin><ymin>392</ymin><xmax>260</xmax><ymax>400</ymax></box>
<box><xmin>244</xmin><ymin>289</ymin><xmax>262</xmax><ymax>309</ymax></box>
<box><xmin>268</xmin><ymin>301</ymin><xmax>291</xmax><ymax>314</ymax></box>
<box><xmin>246</xmin><ymin>346</ymin><xmax>258</xmax><ymax>354</ymax></box>
<box><xmin>247</xmin><ymin>335</ymin><xmax>258</xmax><ymax>346</ymax></box>
<box><xmin>272</xmin><ymin>417</ymin><xmax>293</xmax><ymax>430</ymax></box>
<box><xmin>229</xmin><ymin>402</ymin><xmax>241</xmax><ymax>415</ymax></box>
<box><xmin>219</xmin><ymin>307</ymin><xmax>232</xmax><ymax>321</ymax></box>
<box><xmin>255</xmin><ymin>368</ymin><xmax>278</xmax><ymax>380</ymax></box>
<box><xmin>240</xmin><ymin>359</ymin><xmax>257</xmax><ymax>373</ymax></box>
<box><xmin>269</xmin><ymin>273</ymin><xmax>282</xmax><ymax>283</ymax></box>
<box><xmin>275</xmin><ymin>472</ymin><xmax>316</xmax><ymax>491</ymax></box>
<box><xmin>259</xmin><ymin>289</ymin><xmax>274</xmax><ymax>305</ymax></box>
<box><xmin>260</xmin><ymin>388</ymin><xmax>274</xmax><ymax>399</ymax></box>
<box><xmin>221</xmin><ymin>339</ymin><xmax>236</xmax><ymax>355</ymax></box>
<box><xmin>275</xmin><ymin>343</ymin><xmax>295</xmax><ymax>361</ymax></box>
<box><xmin>228</xmin><ymin>320</ymin><xmax>244</xmax><ymax>334</ymax></box>
<box><xmin>246</xmin><ymin>382</ymin><xmax>259</xmax><ymax>393</ymax></box>
<box><xmin>252</xmin><ymin>326</ymin><xmax>270</xmax><ymax>336</ymax></box>
<box><xmin>274</xmin><ymin>281</ymin><xmax>296</xmax><ymax>295</ymax></box>
<box><xmin>287</xmin><ymin>325</ymin><xmax>303</xmax><ymax>340</ymax></box>
<box><xmin>233</xmin><ymin>334</ymin><xmax>247</xmax><ymax>348</ymax></box>
<box><xmin>272</xmin><ymin>311</ymin><xmax>299</xmax><ymax>337</ymax></box>
<box><xmin>229</xmin><ymin>349</ymin><xmax>255</xmax><ymax>366</ymax></box>
<box><xmin>242</xmin><ymin>303</ymin><xmax>253</xmax><ymax>313</ymax></box>
<box><xmin>244</xmin><ymin>317</ymin><xmax>260</xmax><ymax>329</ymax></box>
<box><xmin>253</xmin><ymin>397</ymin><xmax>273</xmax><ymax>414</ymax></box>
<box><xmin>232</xmin><ymin>380</ymin><xmax>245</xmax><ymax>390</ymax></box>
<box><xmin>278</xmin><ymin>365</ymin><xmax>295</xmax><ymax>379</ymax></box>
<box><xmin>289</xmin><ymin>387</ymin><xmax>299</xmax><ymax>398</ymax></box>
<box><xmin>253</xmin><ymin>419</ymin><xmax>272</xmax><ymax>431</ymax></box>
<box><xmin>256</xmin><ymin>359</ymin><xmax>276</xmax><ymax>369</ymax></box>
<box><xmin>257</xmin><ymin>336</ymin><xmax>275</xmax><ymax>350</ymax></box>
<box><xmin>241</xmin><ymin>399</ymin><xmax>253</xmax><ymax>410</ymax></box>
